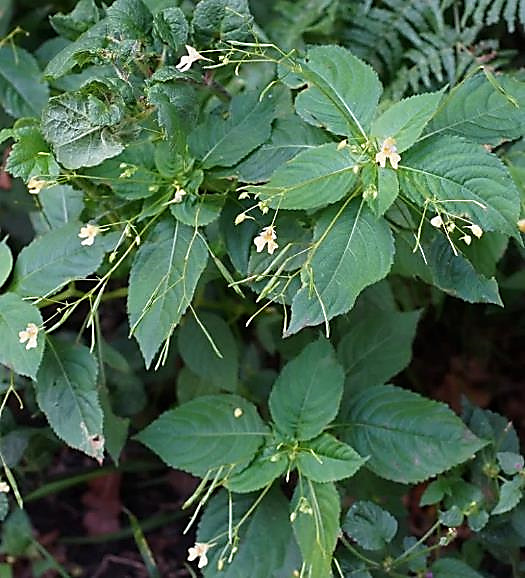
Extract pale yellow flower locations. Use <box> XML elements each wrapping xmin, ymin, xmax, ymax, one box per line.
<box><xmin>468</xmin><ymin>224</ymin><xmax>483</xmax><ymax>239</ymax></box>
<box><xmin>0</xmin><ymin>482</ymin><xmax>9</xmax><ymax>493</ymax></box>
<box><xmin>518</xmin><ymin>219</ymin><xmax>525</xmax><ymax>233</ymax></box>
<box><xmin>460</xmin><ymin>234</ymin><xmax>472</xmax><ymax>246</ymax></box>
<box><xmin>176</xmin><ymin>45</ymin><xmax>212</xmax><ymax>72</ymax></box>
<box><xmin>188</xmin><ymin>542</ymin><xmax>211</xmax><ymax>568</ymax></box>
<box><xmin>173</xmin><ymin>187</ymin><xmax>187</xmax><ymax>203</ymax></box>
<box><xmin>27</xmin><ymin>177</ymin><xmax>47</xmax><ymax>195</ymax></box>
<box><xmin>78</xmin><ymin>224</ymin><xmax>100</xmax><ymax>246</ymax></box>
<box><xmin>430</xmin><ymin>215</ymin><xmax>443</xmax><ymax>228</ymax></box>
<box><xmin>19</xmin><ymin>323</ymin><xmax>39</xmax><ymax>350</ymax></box>
<box><xmin>375</xmin><ymin>137</ymin><xmax>401</xmax><ymax>170</ymax></box>
<box><xmin>254</xmin><ymin>225</ymin><xmax>278</xmax><ymax>255</ymax></box>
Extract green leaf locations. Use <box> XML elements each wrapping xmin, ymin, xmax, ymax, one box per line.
<box><xmin>497</xmin><ymin>452</ymin><xmax>525</xmax><ymax>475</ymax></box>
<box><xmin>36</xmin><ymin>339</ymin><xmax>104</xmax><ymax>462</ymax></box>
<box><xmin>399</xmin><ymin>135</ymin><xmax>521</xmax><ymax>238</ymax></box>
<box><xmin>235</xmin><ymin>116</ymin><xmax>329</xmax><ymax>183</ymax></box>
<box><xmin>100</xmin><ymin>387</ymin><xmax>129</xmax><ymax>466</ymax></box>
<box><xmin>50</xmin><ymin>0</ymin><xmax>100</xmax><ymax>40</ymax></box>
<box><xmin>6</xmin><ymin>120</ymin><xmax>60</xmax><ymax>180</ymax></box>
<box><xmin>42</xmin><ymin>92</ymin><xmax>124</xmax><ymax>169</ymax></box>
<box><xmin>432</xmin><ymin>558</ymin><xmax>484</xmax><ymax>578</ymax></box>
<box><xmin>371</xmin><ymin>90</ymin><xmax>444</xmax><ymax>152</ymax></box>
<box><xmin>135</xmin><ymin>394</ymin><xmax>268</xmax><ymax>476</ymax></box>
<box><xmin>198</xmin><ymin>488</ymin><xmax>291</xmax><ymax>578</ymax></box>
<box><xmin>292</xmin><ymin>480</ymin><xmax>340</xmax><ymax>578</ymax></box>
<box><xmin>285</xmin><ymin>200</ymin><xmax>394</xmax><ymax>336</ymax></box>
<box><xmin>10</xmin><ymin>222</ymin><xmax>106</xmax><ymax>299</ymax></box>
<box><xmin>226</xmin><ymin>438</ymin><xmax>288</xmax><ymax>493</ymax></box>
<box><xmin>44</xmin><ymin>20</ymin><xmax>108</xmax><ymax>80</ymax></box>
<box><xmin>341</xmin><ymin>385</ymin><xmax>487</xmax><ymax>483</ymax></box>
<box><xmin>170</xmin><ymin>195</ymin><xmax>224</xmax><ymax>227</ymax></box>
<box><xmin>425</xmin><ymin>74</ymin><xmax>525</xmax><ymax>145</ymax></box>
<box><xmin>192</xmin><ymin>0</ymin><xmax>254</xmax><ymax>45</ymax></box>
<box><xmin>492</xmin><ymin>477</ymin><xmax>524</xmax><ymax>515</ymax></box>
<box><xmin>297</xmin><ymin>433</ymin><xmax>366</xmax><ymax>482</ymax></box>
<box><xmin>250</xmin><ymin>143</ymin><xmax>358</xmax><ymax>210</ymax></box>
<box><xmin>153</xmin><ymin>7</ymin><xmax>188</xmax><ymax>51</ymax></box>
<box><xmin>337</xmin><ymin>309</ymin><xmax>421</xmax><ymax>391</ymax></box>
<box><xmin>294</xmin><ymin>45</ymin><xmax>382</xmax><ymax>139</ymax></box>
<box><xmin>369</xmin><ymin>167</ymin><xmax>398</xmax><ymax>217</ymax></box>
<box><xmin>394</xmin><ymin>232</ymin><xmax>503</xmax><ymax>306</ymax></box>
<box><xmin>0</xmin><ymin>293</ymin><xmax>44</xmax><ymax>379</ymax></box>
<box><xmin>106</xmin><ymin>0</ymin><xmax>152</xmax><ymax>39</ymax></box>
<box><xmin>178</xmin><ymin>312</ymin><xmax>238</xmax><ymax>389</ymax></box>
<box><xmin>38</xmin><ymin>185</ymin><xmax>84</xmax><ymax>229</ymax></box>
<box><xmin>0</xmin><ymin>46</ymin><xmax>49</xmax><ymax>118</ymax></box>
<box><xmin>343</xmin><ymin>501</ymin><xmax>397</xmax><ymax>551</ymax></box>
<box><xmin>0</xmin><ymin>240</ymin><xmax>13</xmax><ymax>290</ymax></box>
<box><xmin>127</xmin><ymin>218</ymin><xmax>208</xmax><ymax>368</ymax></box>
<box><xmin>269</xmin><ymin>339</ymin><xmax>344</xmax><ymax>441</ymax></box>
<box><xmin>189</xmin><ymin>92</ymin><xmax>275</xmax><ymax>169</ymax></box>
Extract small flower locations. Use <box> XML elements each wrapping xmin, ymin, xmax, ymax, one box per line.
<box><xmin>518</xmin><ymin>219</ymin><xmax>525</xmax><ymax>233</ymax></box>
<box><xmin>234</xmin><ymin>212</ymin><xmax>247</xmax><ymax>225</ymax></box>
<box><xmin>173</xmin><ymin>187</ymin><xmax>187</xmax><ymax>203</ymax></box>
<box><xmin>254</xmin><ymin>225</ymin><xmax>278</xmax><ymax>255</ymax></box>
<box><xmin>468</xmin><ymin>224</ymin><xmax>483</xmax><ymax>238</ymax></box>
<box><xmin>430</xmin><ymin>215</ymin><xmax>443</xmax><ymax>228</ymax></box>
<box><xmin>337</xmin><ymin>139</ymin><xmax>347</xmax><ymax>150</ymax></box>
<box><xmin>188</xmin><ymin>542</ymin><xmax>211</xmax><ymax>568</ymax></box>
<box><xmin>258</xmin><ymin>201</ymin><xmax>269</xmax><ymax>215</ymax></box>
<box><xmin>0</xmin><ymin>482</ymin><xmax>10</xmax><ymax>493</ymax></box>
<box><xmin>19</xmin><ymin>323</ymin><xmax>39</xmax><ymax>350</ymax></box>
<box><xmin>176</xmin><ymin>45</ymin><xmax>212</xmax><ymax>72</ymax></box>
<box><xmin>233</xmin><ymin>407</ymin><xmax>243</xmax><ymax>418</ymax></box>
<box><xmin>78</xmin><ymin>223</ymin><xmax>100</xmax><ymax>246</ymax></box>
<box><xmin>27</xmin><ymin>177</ymin><xmax>47</xmax><ymax>195</ymax></box>
<box><xmin>460</xmin><ymin>234</ymin><xmax>472</xmax><ymax>245</ymax></box>
<box><xmin>375</xmin><ymin>137</ymin><xmax>401</xmax><ymax>170</ymax></box>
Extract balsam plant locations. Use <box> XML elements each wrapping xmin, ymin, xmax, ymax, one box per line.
<box><xmin>0</xmin><ymin>0</ymin><xmax>524</xmax><ymax>576</ymax></box>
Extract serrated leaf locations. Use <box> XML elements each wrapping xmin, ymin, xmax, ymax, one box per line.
<box><xmin>235</xmin><ymin>116</ymin><xmax>329</xmax><ymax>183</ymax></box>
<box><xmin>285</xmin><ymin>200</ymin><xmax>394</xmax><ymax>336</ymax></box>
<box><xmin>425</xmin><ymin>74</ymin><xmax>525</xmax><ymax>145</ymax></box>
<box><xmin>337</xmin><ymin>309</ymin><xmax>421</xmax><ymax>392</ymax></box>
<box><xmin>10</xmin><ymin>222</ymin><xmax>105</xmax><ymax>298</ymax></box>
<box><xmin>341</xmin><ymin>385</ymin><xmax>487</xmax><ymax>483</ymax></box>
<box><xmin>294</xmin><ymin>45</ymin><xmax>382</xmax><ymax>139</ymax></box>
<box><xmin>192</xmin><ymin>0</ymin><xmax>254</xmax><ymax>45</ymax></box>
<box><xmin>250</xmin><ymin>143</ymin><xmax>358</xmax><ymax>210</ymax></box>
<box><xmin>178</xmin><ymin>312</ymin><xmax>238</xmax><ymax>389</ymax></box>
<box><xmin>0</xmin><ymin>240</ymin><xmax>13</xmax><ymax>289</ymax></box>
<box><xmin>6</xmin><ymin>120</ymin><xmax>60</xmax><ymax>180</ymax></box>
<box><xmin>50</xmin><ymin>0</ymin><xmax>100</xmax><ymax>40</ymax></box>
<box><xmin>269</xmin><ymin>339</ymin><xmax>344</xmax><ymax>441</ymax></box>
<box><xmin>371</xmin><ymin>90</ymin><xmax>444</xmax><ymax>152</ymax></box>
<box><xmin>226</xmin><ymin>438</ymin><xmax>288</xmax><ymax>493</ymax></box>
<box><xmin>0</xmin><ymin>46</ymin><xmax>49</xmax><ymax>118</ymax></box>
<box><xmin>297</xmin><ymin>433</ymin><xmax>366</xmax><ymax>482</ymax></box>
<box><xmin>189</xmin><ymin>92</ymin><xmax>275</xmax><ymax>169</ymax></box>
<box><xmin>292</xmin><ymin>480</ymin><xmax>340</xmax><ymax>578</ymax></box>
<box><xmin>369</xmin><ymin>167</ymin><xmax>398</xmax><ymax>217</ymax></box>
<box><xmin>36</xmin><ymin>339</ymin><xmax>104</xmax><ymax>462</ymax></box>
<box><xmin>432</xmin><ymin>558</ymin><xmax>484</xmax><ymax>578</ymax></box>
<box><xmin>399</xmin><ymin>134</ymin><xmax>521</xmax><ymax>238</ymax></box>
<box><xmin>492</xmin><ymin>477</ymin><xmax>524</xmax><ymax>515</ymax></box>
<box><xmin>106</xmin><ymin>0</ymin><xmax>152</xmax><ymax>39</ymax></box>
<box><xmin>127</xmin><ymin>219</ymin><xmax>208</xmax><ymax>368</ymax></box>
<box><xmin>497</xmin><ymin>452</ymin><xmax>525</xmax><ymax>475</ymax></box>
<box><xmin>153</xmin><ymin>7</ymin><xmax>188</xmax><ymax>51</ymax></box>
<box><xmin>135</xmin><ymin>394</ymin><xmax>267</xmax><ymax>476</ymax></box>
<box><xmin>343</xmin><ymin>501</ymin><xmax>397</xmax><ymax>551</ymax></box>
<box><xmin>42</xmin><ymin>92</ymin><xmax>124</xmax><ymax>169</ymax></box>
<box><xmin>198</xmin><ymin>488</ymin><xmax>291</xmax><ymax>578</ymax></box>
<box><xmin>0</xmin><ymin>293</ymin><xmax>44</xmax><ymax>379</ymax></box>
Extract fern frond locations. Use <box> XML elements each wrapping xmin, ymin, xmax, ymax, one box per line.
<box><xmin>461</xmin><ymin>0</ymin><xmax>525</xmax><ymax>33</ymax></box>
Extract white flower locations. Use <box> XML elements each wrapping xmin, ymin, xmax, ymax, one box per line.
<box><xmin>460</xmin><ymin>234</ymin><xmax>472</xmax><ymax>245</ymax></box>
<box><xmin>468</xmin><ymin>224</ymin><xmax>483</xmax><ymax>239</ymax></box>
<box><xmin>518</xmin><ymin>219</ymin><xmax>525</xmax><ymax>233</ymax></box>
<box><xmin>430</xmin><ymin>215</ymin><xmax>443</xmax><ymax>228</ymax></box>
<box><xmin>375</xmin><ymin>137</ymin><xmax>401</xmax><ymax>170</ymax></box>
<box><xmin>0</xmin><ymin>482</ymin><xmax>9</xmax><ymax>493</ymax></box>
<box><xmin>27</xmin><ymin>177</ymin><xmax>47</xmax><ymax>195</ymax></box>
<box><xmin>254</xmin><ymin>225</ymin><xmax>278</xmax><ymax>255</ymax></box>
<box><xmin>233</xmin><ymin>407</ymin><xmax>243</xmax><ymax>418</ymax></box>
<box><xmin>188</xmin><ymin>542</ymin><xmax>211</xmax><ymax>568</ymax></box>
<box><xmin>78</xmin><ymin>223</ymin><xmax>100</xmax><ymax>246</ymax></box>
<box><xmin>176</xmin><ymin>45</ymin><xmax>211</xmax><ymax>72</ymax></box>
<box><xmin>234</xmin><ymin>212</ymin><xmax>247</xmax><ymax>225</ymax></box>
<box><xmin>19</xmin><ymin>323</ymin><xmax>39</xmax><ymax>350</ymax></box>
<box><xmin>173</xmin><ymin>188</ymin><xmax>187</xmax><ymax>203</ymax></box>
